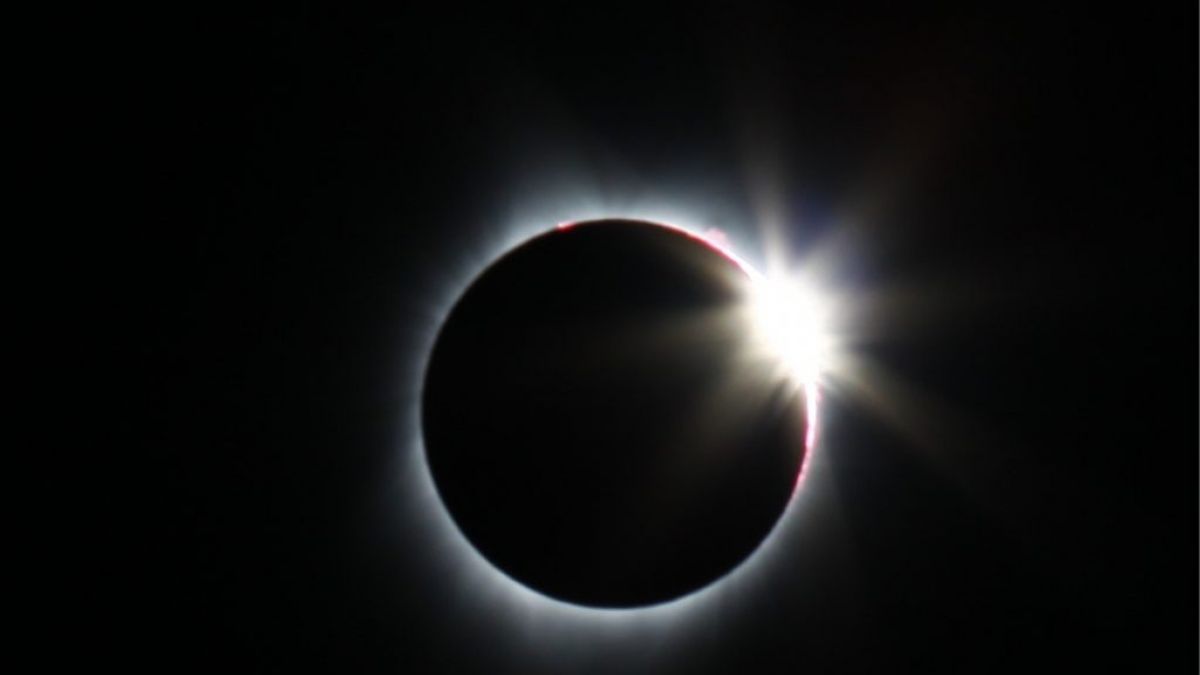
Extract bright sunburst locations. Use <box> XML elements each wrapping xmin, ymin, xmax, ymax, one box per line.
<box><xmin>748</xmin><ymin>274</ymin><xmax>833</xmax><ymax>388</ymax></box>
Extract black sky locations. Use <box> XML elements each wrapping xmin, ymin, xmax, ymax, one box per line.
<box><xmin>95</xmin><ymin>5</ymin><xmax>1197</xmax><ymax>673</ymax></box>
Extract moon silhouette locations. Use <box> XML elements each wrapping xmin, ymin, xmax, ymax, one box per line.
<box><xmin>421</xmin><ymin>219</ymin><xmax>809</xmax><ymax>608</ymax></box>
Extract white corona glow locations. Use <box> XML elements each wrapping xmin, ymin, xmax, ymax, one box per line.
<box><xmin>749</xmin><ymin>276</ymin><xmax>832</xmax><ymax>387</ymax></box>
<box><xmin>401</xmin><ymin>208</ymin><xmax>838</xmax><ymax>653</ymax></box>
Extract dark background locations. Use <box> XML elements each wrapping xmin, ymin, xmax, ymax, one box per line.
<box><xmin>90</xmin><ymin>5</ymin><xmax>1195</xmax><ymax>673</ymax></box>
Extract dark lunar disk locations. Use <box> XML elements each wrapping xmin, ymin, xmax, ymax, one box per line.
<box><xmin>422</xmin><ymin>219</ymin><xmax>809</xmax><ymax>607</ymax></box>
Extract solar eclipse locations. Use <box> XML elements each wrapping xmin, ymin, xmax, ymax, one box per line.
<box><xmin>421</xmin><ymin>219</ymin><xmax>828</xmax><ymax>608</ymax></box>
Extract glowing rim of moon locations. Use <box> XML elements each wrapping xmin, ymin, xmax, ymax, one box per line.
<box><xmin>403</xmin><ymin>214</ymin><xmax>830</xmax><ymax>631</ymax></box>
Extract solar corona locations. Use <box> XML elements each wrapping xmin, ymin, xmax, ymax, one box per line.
<box><xmin>417</xmin><ymin>218</ymin><xmax>831</xmax><ymax>610</ymax></box>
